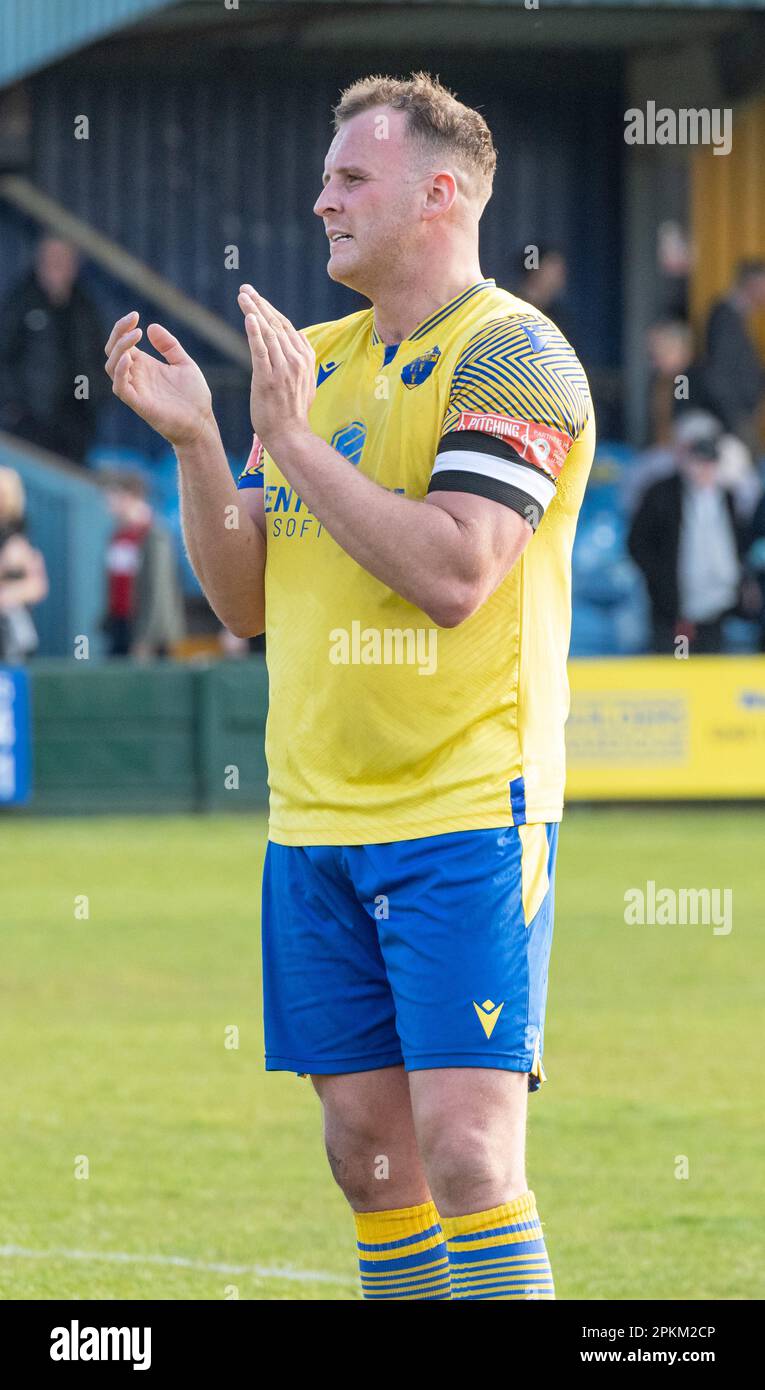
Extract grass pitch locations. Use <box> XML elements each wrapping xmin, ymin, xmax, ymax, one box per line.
<box><xmin>1</xmin><ymin>808</ymin><xmax>762</xmax><ymax>1300</ymax></box>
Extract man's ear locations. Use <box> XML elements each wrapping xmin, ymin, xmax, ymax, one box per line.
<box><xmin>422</xmin><ymin>171</ymin><xmax>458</xmax><ymax>220</ymax></box>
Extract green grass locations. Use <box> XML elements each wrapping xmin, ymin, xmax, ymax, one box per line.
<box><xmin>0</xmin><ymin>809</ymin><xmax>762</xmax><ymax>1300</ymax></box>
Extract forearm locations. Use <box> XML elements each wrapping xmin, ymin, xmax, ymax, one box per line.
<box><xmin>175</xmin><ymin>417</ymin><xmax>266</xmax><ymax>636</ymax></box>
<box><xmin>269</xmin><ymin>428</ymin><xmax>481</xmax><ymax>624</ymax></box>
<box><xmin>177</xmin><ymin>465</ymin><xmax>209</xmax><ymax>591</ymax></box>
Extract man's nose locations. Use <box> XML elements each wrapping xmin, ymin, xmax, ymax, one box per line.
<box><xmin>313</xmin><ymin>183</ymin><xmax>339</xmax><ymax>218</ymax></box>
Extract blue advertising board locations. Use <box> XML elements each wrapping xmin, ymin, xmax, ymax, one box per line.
<box><xmin>0</xmin><ymin>667</ymin><xmax>31</xmax><ymax>805</ymax></box>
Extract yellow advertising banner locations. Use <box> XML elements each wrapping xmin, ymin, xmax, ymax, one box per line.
<box><xmin>566</xmin><ymin>656</ymin><xmax>765</xmax><ymax>800</ymax></box>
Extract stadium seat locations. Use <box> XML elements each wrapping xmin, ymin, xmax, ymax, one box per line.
<box><xmin>571</xmin><ymin>441</ymin><xmax>650</xmax><ymax>653</ymax></box>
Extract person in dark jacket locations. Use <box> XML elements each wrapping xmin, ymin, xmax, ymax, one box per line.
<box><xmin>645</xmin><ymin>318</ymin><xmax>700</xmax><ymax>446</ymax></box>
<box><xmin>700</xmin><ymin>260</ymin><xmax>765</xmax><ymax>453</ymax></box>
<box><xmin>628</xmin><ymin>417</ymin><xmax>745</xmax><ymax>654</ymax></box>
<box><xmin>0</xmin><ymin>236</ymin><xmax>108</xmax><ymax>465</ymax></box>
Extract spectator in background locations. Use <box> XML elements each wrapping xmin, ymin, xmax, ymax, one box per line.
<box><xmin>645</xmin><ymin>318</ymin><xmax>698</xmax><ymax>446</ymax></box>
<box><xmin>516</xmin><ymin>245</ymin><xmax>574</xmax><ymax>342</ymax></box>
<box><xmin>700</xmin><ymin>260</ymin><xmax>765</xmax><ymax>455</ymax></box>
<box><xmin>0</xmin><ymin>466</ymin><xmax>48</xmax><ymax>663</ymax></box>
<box><xmin>628</xmin><ymin>416</ymin><xmax>746</xmax><ymax>654</ymax></box>
<box><xmin>102</xmin><ymin>472</ymin><xmax>185</xmax><ymax>659</ymax></box>
<box><xmin>656</xmin><ymin>220</ymin><xmax>693</xmax><ymax>320</ymax></box>
<box><xmin>103</xmin><ymin>472</ymin><xmax>150</xmax><ymax>656</ymax></box>
<box><xmin>745</xmin><ymin>492</ymin><xmax>765</xmax><ymax>652</ymax></box>
<box><xmin>0</xmin><ymin>236</ymin><xmax>108</xmax><ymax>465</ymax></box>
<box><xmin>627</xmin><ymin>409</ymin><xmax>762</xmax><ymax>523</ymax></box>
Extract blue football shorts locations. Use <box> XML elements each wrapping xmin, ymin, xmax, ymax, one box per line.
<box><xmin>261</xmin><ymin>822</ymin><xmax>559</xmax><ymax>1091</ymax></box>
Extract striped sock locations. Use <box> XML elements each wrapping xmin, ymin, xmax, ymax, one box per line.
<box><xmin>354</xmin><ymin>1200</ymin><xmax>452</xmax><ymax>1300</ymax></box>
<box><xmin>440</xmin><ymin>1191</ymin><xmax>555</xmax><ymax>1299</ymax></box>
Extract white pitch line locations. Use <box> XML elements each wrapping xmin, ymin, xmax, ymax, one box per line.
<box><xmin>0</xmin><ymin>1244</ymin><xmax>358</xmax><ymax>1290</ymax></box>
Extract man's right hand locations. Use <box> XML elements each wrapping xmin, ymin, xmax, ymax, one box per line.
<box><xmin>104</xmin><ymin>312</ymin><xmax>213</xmax><ymax>447</ymax></box>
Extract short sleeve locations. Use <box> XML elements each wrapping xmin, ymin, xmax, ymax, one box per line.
<box><xmin>237</xmin><ymin>434</ymin><xmax>265</xmax><ymax>489</ymax></box>
<box><xmin>428</xmin><ymin>315</ymin><xmax>591</xmax><ymax>530</ymax></box>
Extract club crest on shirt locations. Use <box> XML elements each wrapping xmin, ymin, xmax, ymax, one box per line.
<box><xmin>331</xmin><ymin>420</ymin><xmax>366</xmax><ymax>466</ymax></box>
<box><xmin>401</xmin><ymin>345</ymin><xmax>441</xmax><ymax>388</ymax></box>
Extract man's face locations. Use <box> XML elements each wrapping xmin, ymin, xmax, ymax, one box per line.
<box><xmin>36</xmin><ymin>238</ymin><xmax>79</xmax><ymax>302</ymax></box>
<box><xmin>745</xmin><ymin>272</ymin><xmax>765</xmax><ymax>312</ymax></box>
<box><xmin>648</xmin><ymin>326</ymin><xmax>692</xmax><ymax>377</ymax></box>
<box><xmin>680</xmin><ymin>449</ymin><xmax>720</xmax><ymax>489</ymax></box>
<box><xmin>106</xmin><ymin>488</ymin><xmax>149</xmax><ymax>527</ymax></box>
<box><xmin>106</xmin><ymin>488</ymin><xmax>132</xmax><ymax>525</ymax></box>
<box><xmin>540</xmin><ymin>252</ymin><xmax>566</xmax><ymax>301</ymax></box>
<box><xmin>313</xmin><ymin>108</ymin><xmax>429</xmax><ymax>297</ymax></box>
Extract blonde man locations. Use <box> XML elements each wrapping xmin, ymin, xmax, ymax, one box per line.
<box><xmin>105</xmin><ymin>72</ymin><xmax>595</xmax><ymax>1300</ymax></box>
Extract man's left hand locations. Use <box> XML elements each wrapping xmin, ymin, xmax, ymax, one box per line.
<box><xmin>237</xmin><ymin>285</ymin><xmax>316</xmax><ymax>454</ymax></box>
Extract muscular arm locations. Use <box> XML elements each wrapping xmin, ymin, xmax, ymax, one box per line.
<box><xmin>268</xmin><ymin>426</ymin><xmax>530</xmax><ymax>628</ymax></box>
<box><xmin>176</xmin><ymin>417</ymin><xmax>266</xmax><ymax>637</ymax></box>
<box><xmin>239</xmin><ymin>288</ymin><xmax>585</xmax><ymax>631</ymax></box>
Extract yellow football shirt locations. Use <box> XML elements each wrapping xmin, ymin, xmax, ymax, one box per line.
<box><xmin>237</xmin><ymin>278</ymin><xmax>595</xmax><ymax>844</ymax></box>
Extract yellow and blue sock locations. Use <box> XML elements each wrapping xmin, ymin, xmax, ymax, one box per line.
<box><xmin>354</xmin><ymin>1200</ymin><xmax>451</xmax><ymax>1300</ymax></box>
<box><xmin>440</xmin><ymin>1191</ymin><xmax>555</xmax><ymax>1299</ymax></box>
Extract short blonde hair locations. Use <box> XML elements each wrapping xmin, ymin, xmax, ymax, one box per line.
<box><xmin>333</xmin><ymin>71</ymin><xmax>497</xmax><ymax>207</ymax></box>
<box><xmin>0</xmin><ymin>467</ymin><xmax>25</xmax><ymax>525</ymax></box>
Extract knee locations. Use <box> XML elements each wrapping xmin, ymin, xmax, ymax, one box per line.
<box><xmin>322</xmin><ymin>1111</ymin><xmax>389</xmax><ymax>1211</ymax></box>
<box><xmin>418</xmin><ymin>1124</ymin><xmax>523</xmax><ymax>1215</ymax></box>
